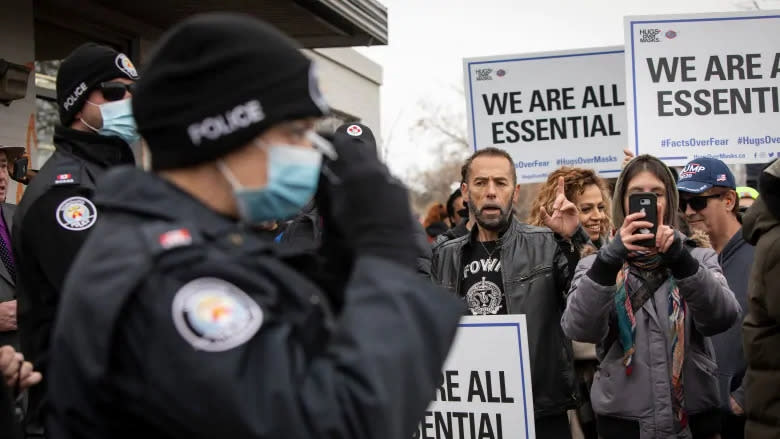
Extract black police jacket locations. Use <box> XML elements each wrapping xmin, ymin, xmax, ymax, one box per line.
<box><xmin>47</xmin><ymin>166</ymin><xmax>464</xmax><ymax>439</ymax></box>
<box><xmin>431</xmin><ymin>218</ymin><xmax>589</xmax><ymax>418</ymax></box>
<box><xmin>12</xmin><ymin>126</ymin><xmax>134</xmax><ymax>427</ymax></box>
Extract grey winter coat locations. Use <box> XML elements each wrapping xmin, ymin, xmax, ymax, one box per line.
<box><xmin>561</xmin><ymin>248</ymin><xmax>740</xmax><ymax>439</ymax></box>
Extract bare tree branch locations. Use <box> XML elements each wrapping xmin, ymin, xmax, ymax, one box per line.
<box><xmin>404</xmin><ymin>93</ymin><xmax>472</xmax><ymax>215</ymax></box>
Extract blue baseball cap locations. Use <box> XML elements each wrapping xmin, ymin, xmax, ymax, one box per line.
<box><xmin>677</xmin><ymin>157</ymin><xmax>736</xmax><ymax>194</ymax></box>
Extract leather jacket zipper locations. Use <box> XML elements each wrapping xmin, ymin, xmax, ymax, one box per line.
<box><xmin>518</xmin><ymin>265</ymin><xmax>553</xmax><ymax>281</ymax></box>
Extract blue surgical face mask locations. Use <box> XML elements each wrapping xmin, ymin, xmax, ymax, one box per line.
<box><xmin>218</xmin><ymin>142</ymin><xmax>325</xmax><ymax>224</ymax></box>
<box><xmin>82</xmin><ymin>98</ymin><xmax>141</xmax><ymax>145</ymax></box>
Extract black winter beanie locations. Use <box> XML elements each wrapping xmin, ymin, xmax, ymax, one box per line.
<box><xmin>333</xmin><ymin>122</ymin><xmax>377</xmax><ymax>151</ymax></box>
<box><xmin>56</xmin><ymin>43</ymin><xmax>139</xmax><ymax>126</ymax></box>
<box><xmin>132</xmin><ymin>13</ymin><xmax>330</xmax><ymax>171</ymax></box>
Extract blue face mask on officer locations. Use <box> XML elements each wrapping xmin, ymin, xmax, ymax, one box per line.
<box><xmin>217</xmin><ymin>132</ymin><xmax>336</xmax><ymax>224</ymax></box>
<box><xmin>81</xmin><ymin>98</ymin><xmax>141</xmax><ymax>145</ymax></box>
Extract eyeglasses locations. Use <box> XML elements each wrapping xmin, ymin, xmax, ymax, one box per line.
<box><xmin>679</xmin><ymin>194</ymin><xmax>722</xmax><ymax>212</ymax></box>
<box><xmin>99</xmin><ymin>82</ymin><xmax>134</xmax><ymax>101</ymax></box>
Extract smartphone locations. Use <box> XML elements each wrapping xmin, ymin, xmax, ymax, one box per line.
<box><xmin>12</xmin><ymin>157</ymin><xmax>27</xmax><ymax>182</ymax></box>
<box><xmin>628</xmin><ymin>192</ymin><xmax>658</xmax><ymax>248</ymax></box>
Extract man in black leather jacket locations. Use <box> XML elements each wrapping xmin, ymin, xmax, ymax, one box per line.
<box><xmin>431</xmin><ymin>147</ymin><xmax>589</xmax><ymax>438</ymax></box>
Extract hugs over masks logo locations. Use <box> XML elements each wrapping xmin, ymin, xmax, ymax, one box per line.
<box><xmin>639</xmin><ymin>29</ymin><xmax>662</xmax><ymax>43</ymax></box>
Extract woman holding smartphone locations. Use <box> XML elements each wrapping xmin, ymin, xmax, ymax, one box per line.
<box><xmin>561</xmin><ymin>154</ymin><xmax>740</xmax><ymax>439</ymax></box>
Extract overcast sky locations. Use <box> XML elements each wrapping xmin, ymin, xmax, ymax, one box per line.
<box><xmin>355</xmin><ymin>0</ymin><xmax>778</xmax><ymax>178</ymax></box>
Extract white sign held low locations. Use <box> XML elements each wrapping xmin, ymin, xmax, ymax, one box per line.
<box><xmin>463</xmin><ymin>47</ymin><xmax>627</xmax><ymax>183</ymax></box>
<box><xmin>625</xmin><ymin>10</ymin><xmax>780</xmax><ymax>166</ymax></box>
<box><xmin>415</xmin><ymin>315</ymin><xmax>535</xmax><ymax>439</ymax></box>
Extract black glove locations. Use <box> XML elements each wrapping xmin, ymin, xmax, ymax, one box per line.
<box><xmin>660</xmin><ymin>231</ymin><xmax>686</xmax><ymax>262</ymax></box>
<box><xmin>316</xmin><ymin>124</ymin><xmax>416</xmax><ymax>270</ymax></box>
<box><xmin>660</xmin><ymin>231</ymin><xmax>698</xmax><ymax>279</ymax></box>
<box><xmin>586</xmin><ymin>232</ymin><xmax>629</xmax><ymax>286</ymax></box>
<box><xmin>600</xmin><ymin>230</ymin><xmax>629</xmax><ymax>266</ymax></box>
<box><xmin>311</xmin><ymin>134</ymin><xmax>353</xmax><ymax>311</ymax></box>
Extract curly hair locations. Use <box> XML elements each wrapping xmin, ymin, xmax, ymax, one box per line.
<box><xmin>527</xmin><ymin>167</ymin><xmax>613</xmax><ymax>238</ymax></box>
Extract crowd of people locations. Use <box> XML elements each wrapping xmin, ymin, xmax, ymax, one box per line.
<box><xmin>0</xmin><ymin>11</ymin><xmax>777</xmax><ymax>439</ymax></box>
<box><xmin>423</xmin><ymin>151</ymin><xmax>772</xmax><ymax>439</ymax></box>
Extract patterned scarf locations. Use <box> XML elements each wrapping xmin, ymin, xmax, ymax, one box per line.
<box><xmin>614</xmin><ymin>253</ymin><xmax>688</xmax><ymax>428</ymax></box>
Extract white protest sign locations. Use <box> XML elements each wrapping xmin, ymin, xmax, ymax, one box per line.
<box><xmin>415</xmin><ymin>315</ymin><xmax>535</xmax><ymax>439</ymax></box>
<box><xmin>625</xmin><ymin>11</ymin><xmax>780</xmax><ymax>167</ymax></box>
<box><xmin>463</xmin><ymin>47</ymin><xmax>626</xmax><ymax>183</ymax></box>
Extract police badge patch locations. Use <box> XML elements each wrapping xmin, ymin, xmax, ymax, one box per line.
<box><xmin>56</xmin><ymin>197</ymin><xmax>98</xmax><ymax>231</ymax></box>
<box><xmin>115</xmin><ymin>54</ymin><xmax>139</xmax><ymax>78</ymax></box>
<box><xmin>172</xmin><ymin>278</ymin><xmax>263</xmax><ymax>352</ymax></box>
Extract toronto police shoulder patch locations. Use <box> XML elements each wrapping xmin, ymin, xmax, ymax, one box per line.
<box><xmin>55</xmin><ymin>196</ymin><xmax>98</xmax><ymax>231</ymax></box>
<box><xmin>53</xmin><ymin>172</ymin><xmax>77</xmax><ymax>185</ymax></box>
<box><xmin>172</xmin><ymin>277</ymin><xmax>263</xmax><ymax>352</ymax></box>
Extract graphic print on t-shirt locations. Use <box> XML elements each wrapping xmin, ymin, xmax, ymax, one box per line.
<box><xmin>460</xmin><ymin>240</ymin><xmax>506</xmax><ymax>315</ymax></box>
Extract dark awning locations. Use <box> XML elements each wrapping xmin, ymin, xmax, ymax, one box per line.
<box><xmin>34</xmin><ymin>0</ymin><xmax>387</xmax><ymax>61</ymax></box>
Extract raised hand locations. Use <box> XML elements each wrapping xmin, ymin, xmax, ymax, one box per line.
<box><xmin>540</xmin><ymin>176</ymin><xmax>580</xmax><ymax>239</ymax></box>
<box><xmin>618</xmin><ymin>211</ymin><xmax>656</xmax><ymax>253</ymax></box>
<box><xmin>622</xmin><ymin>148</ymin><xmax>635</xmax><ymax>169</ymax></box>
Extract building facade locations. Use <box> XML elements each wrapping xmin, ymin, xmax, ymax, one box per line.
<box><xmin>0</xmin><ymin>0</ymin><xmax>386</xmax><ymax>202</ymax></box>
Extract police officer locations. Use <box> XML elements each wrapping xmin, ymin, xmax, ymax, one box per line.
<box><xmin>47</xmin><ymin>13</ymin><xmax>464</xmax><ymax>438</ymax></box>
<box><xmin>12</xmin><ymin>43</ymin><xmax>138</xmax><ymax>436</ymax></box>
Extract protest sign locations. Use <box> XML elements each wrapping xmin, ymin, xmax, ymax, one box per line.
<box><xmin>414</xmin><ymin>315</ymin><xmax>535</xmax><ymax>439</ymax></box>
<box><xmin>463</xmin><ymin>47</ymin><xmax>626</xmax><ymax>183</ymax></box>
<box><xmin>625</xmin><ymin>11</ymin><xmax>780</xmax><ymax>166</ymax></box>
